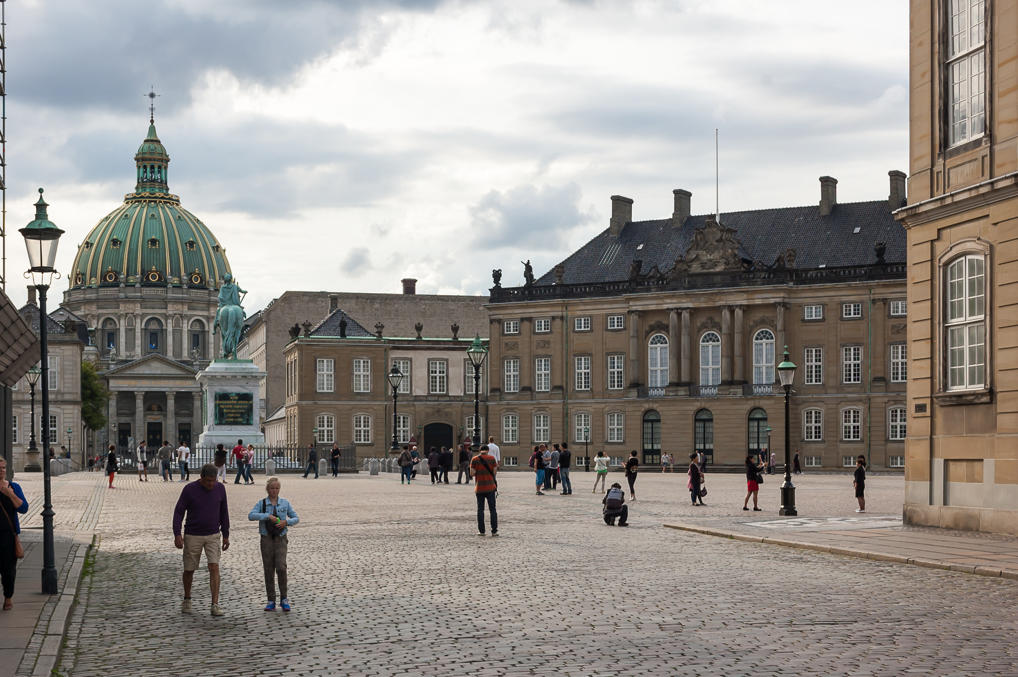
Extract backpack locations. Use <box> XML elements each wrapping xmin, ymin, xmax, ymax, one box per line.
<box><xmin>529</xmin><ymin>452</ymin><xmax>538</xmax><ymax>468</ymax></box>
<box><xmin>605</xmin><ymin>487</ymin><xmax>624</xmax><ymax>510</ymax></box>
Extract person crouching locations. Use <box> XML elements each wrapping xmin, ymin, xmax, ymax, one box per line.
<box><xmin>602</xmin><ymin>482</ymin><xmax>629</xmax><ymax>527</ymax></box>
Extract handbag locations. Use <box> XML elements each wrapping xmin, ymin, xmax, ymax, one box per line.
<box><xmin>1</xmin><ymin>501</ymin><xmax>24</xmax><ymax>559</ymax></box>
<box><xmin>755</xmin><ymin>472</ymin><xmax>764</xmax><ymax>484</ymax></box>
<box><xmin>699</xmin><ymin>487</ymin><xmax>707</xmax><ymax>498</ymax></box>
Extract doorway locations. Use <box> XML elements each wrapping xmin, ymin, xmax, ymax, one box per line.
<box><xmin>117</xmin><ymin>424</ymin><xmax>131</xmax><ymax>454</ymax></box>
<box><xmin>422</xmin><ymin>422</ymin><xmax>453</xmax><ymax>453</ymax></box>
<box><xmin>641</xmin><ymin>410</ymin><xmax>661</xmax><ymax>465</ymax></box>
<box><xmin>146</xmin><ymin>422</ymin><xmax>163</xmax><ymax>450</ymax></box>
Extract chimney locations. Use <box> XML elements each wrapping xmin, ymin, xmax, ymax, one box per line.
<box><xmin>672</xmin><ymin>189</ymin><xmax>691</xmax><ymax>228</ymax></box>
<box><xmin>328</xmin><ymin>294</ymin><xmax>338</xmax><ymax>312</ymax></box>
<box><xmin>401</xmin><ymin>278</ymin><xmax>417</xmax><ymax>295</ymax></box>
<box><xmin>609</xmin><ymin>195</ymin><xmax>633</xmax><ymax>237</ymax></box>
<box><xmin>27</xmin><ymin>287</ymin><xmax>37</xmax><ymax>305</ymax></box>
<box><xmin>888</xmin><ymin>170</ymin><xmax>906</xmax><ymax>209</ymax></box>
<box><xmin>819</xmin><ymin>176</ymin><xmax>837</xmax><ymax>216</ymax></box>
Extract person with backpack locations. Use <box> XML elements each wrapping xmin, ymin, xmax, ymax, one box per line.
<box><xmin>558</xmin><ymin>443</ymin><xmax>572</xmax><ymax>495</ymax></box>
<box><xmin>602</xmin><ymin>482</ymin><xmax>629</xmax><ymax>526</ymax></box>
<box><xmin>529</xmin><ymin>445</ymin><xmax>546</xmax><ymax>496</ymax></box>
<box><xmin>470</xmin><ymin>444</ymin><xmax>498</xmax><ymax>536</ymax></box>
<box><xmin>248</xmin><ymin>476</ymin><xmax>299</xmax><ymax>612</ymax></box>
<box><xmin>688</xmin><ymin>453</ymin><xmax>705</xmax><ymax>506</ymax></box>
<box><xmin>244</xmin><ymin>444</ymin><xmax>256</xmax><ymax>484</ymax></box>
<box><xmin>398</xmin><ymin>446</ymin><xmax>414</xmax><ymax>485</ymax></box>
<box><xmin>624</xmin><ymin>450</ymin><xmax>639</xmax><ymax>501</ymax></box>
<box><xmin>592</xmin><ymin>451</ymin><xmax>609</xmax><ymax>493</ymax></box>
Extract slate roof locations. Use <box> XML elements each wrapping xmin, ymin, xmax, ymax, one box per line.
<box><xmin>536</xmin><ymin>200</ymin><xmax>905</xmax><ymax>286</ymax></box>
<box><xmin>18</xmin><ymin>303</ymin><xmax>75</xmax><ymax>339</ymax></box>
<box><xmin>310</xmin><ymin>308</ymin><xmax>374</xmax><ymax>338</ymax></box>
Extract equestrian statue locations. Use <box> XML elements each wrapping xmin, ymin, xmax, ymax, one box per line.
<box><xmin>214</xmin><ymin>273</ymin><xmax>247</xmax><ymax>360</ymax></box>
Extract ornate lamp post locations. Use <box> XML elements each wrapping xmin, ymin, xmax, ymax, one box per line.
<box><xmin>466</xmin><ymin>335</ymin><xmax>488</xmax><ymax>450</ymax></box>
<box><xmin>387</xmin><ymin>365</ymin><xmax>404</xmax><ymax>451</ymax></box>
<box><xmin>20</xmin><ymin>187</ymin><xmax>64</xmax><ymax>595</ymax></box>
<box><xmin>25</xmin><ymin>366</ymin><xmax>41</xmax><ymax>469</ymax></box>
<box><xmin>584</xmin><ymin>426</ymin><xmax>590</xmax><ymax>471</ymax></box>
<box><xmin>65</xmin><ymin>427</ymin><xmax>72</xmax><ymax>458</ymax></box>
<box><xmin>777</xmin><ymin>346</ymin><xmax>797</xmax><ymax>516</ymax></box>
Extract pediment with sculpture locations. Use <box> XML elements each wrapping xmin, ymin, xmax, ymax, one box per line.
<box><xmin>681</xmin><ymin>216</ymin><xmax>744</xmax><ymax>273</ymax></box>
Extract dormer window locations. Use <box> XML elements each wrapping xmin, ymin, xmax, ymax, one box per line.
<box><xmin>110</xmin><ymin>238</ymin><xmax>121</xmax><ymax>249</ymax></box>
<box><xmin>185</xmin><ymin>240</ymin><xmax>196</xmax><ymax>251</ymax></box>
<box><xmin>82</xmin><ymin>241</ymin><xmax>92</xmax><ymax>250</ymax></box>
<box><xmin>103</xmin><ymin>268</ymin><xmax>118</xmax><ymax>284</ymax></box>
<box><xmin>146</xmin><ymin>267</ymin><xmax>162</xmax><ymax>283</ymax></box>
<box><xmin>148</xmin><ymin>237</ymin><xmax>160</xmax><ymax>249</ymax></box>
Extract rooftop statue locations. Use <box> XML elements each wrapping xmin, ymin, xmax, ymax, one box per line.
<box><xmin>214</xmin><ymin>273</ymin><xmax>247</xmax><ymax>359</ymax></box>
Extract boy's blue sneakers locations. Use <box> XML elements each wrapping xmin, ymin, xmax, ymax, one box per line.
<box><xmin>281</xmin><ymin>598</ymin><xmax>291</xmax><ymax>612</ymax></box>
<box><xmin>264</xmin><ymin>601</ymin><xmax>276</xmax><ymax>611</ymax></box>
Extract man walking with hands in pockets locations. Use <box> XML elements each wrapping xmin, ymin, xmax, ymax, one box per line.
<box><xmin>173</xmin><ymin>464</ymin><xmax>230</xmax><ymax>617</ymax></box>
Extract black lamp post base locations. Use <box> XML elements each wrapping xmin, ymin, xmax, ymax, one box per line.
<box><xmin>779</xmin><ymin>485</ymin><xmax>797</xmax><ymax>516</ymax></box>
<box><xmin>41</xmin><ymin>568</ymin><xmax>58</xmax><ymax>595</ymax></box>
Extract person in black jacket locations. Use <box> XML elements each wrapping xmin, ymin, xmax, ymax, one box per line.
<box><xmin>558</xmin><ymin>443</ymin><xmax>572</xmax><ymax>495</ymax></box>
<box><xmin>439</xmin><ymin>446</ymin><xmax>453</xmax><ymax>484</ymax></box>
<box><xmin>428</xmin><ymin>447</ymin><xmax>440</xmax><ymax>484</ymax></box>
<box><xmin>330</xmin><ymin>444</ymin><xmax>341</xmax><ymax>478</ymax></box>
<box><xmin>106</xmin><ymin>444</ymin><xmax>118</xmax><ymax>489</ymax></box>
<box><xmin>456</xmin><ymin>444</ymin><xmax>472</xmax><ymax>484</ymax></box>
<box><xmin>688</xmin><ymin>453</ymin><xmax>705</xmax><ymax>506</ymax></box>
<box><xmin>854</xmin><ymin>455</ymin><xmax>867</xmax><ymax>513</ymax></box>
<box><xmin>302</xmin><ymin>443</ymin><xmax>318</xmax><ymax>479</ymax></box>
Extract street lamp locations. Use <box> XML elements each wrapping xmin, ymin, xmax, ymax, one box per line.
<box><xmin>765</xmin><ymin>425</ymin><xmax>773</xmax><ymax>469</ymax></box>
<box><xmin>66</xmin><ymin>426</ymin><xmax>72</xmax><ymax>458</ymax></box>
<box><xmin>387</xmin><ymin>364</ymin><xmax>404</xmax><ymax>451</ymax></box>
<box><xmin>466</xmin><ymin>335</ymin><xmax>488</xmax><ymax>450</ymax></box>
<box><xmin>25</xmin><ymin>366</ymin><xmax>41</xmax><ymax>463</ymax></box>
<box><xmin>584</xmin><ymin>426</ymin><xmax>590</xmax><ymax>471</ymax></box>
<box><xmin>20</xmin><ymin>187</ymin><xmax>64</xmax><ymax>595</ymax></box>
<box><xmin>777</xmin><ymin>346</ymin><xmax>797</xmax><ymax>516</ymax></box>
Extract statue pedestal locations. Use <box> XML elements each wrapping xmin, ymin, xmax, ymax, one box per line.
<box><xmin>196</xmin><ymin>359</ymin><xmax>266</xmax><ymax>449</ymax></box>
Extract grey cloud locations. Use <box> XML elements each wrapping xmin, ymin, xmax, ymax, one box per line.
<box><xmin>340</xmin><ymin>247</ymin><xmax>371</xmax><ymax>275</ymax></box>
<box><xmin>469</xmin><ymin>182</ymin><xmax>595</xmax><ymax>249</ymax></box>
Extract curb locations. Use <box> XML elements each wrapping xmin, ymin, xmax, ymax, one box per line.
<box><xmin>662</xmin><ymin>522</ymin><xmax>1018</xmax><ymax>581</ymax></box>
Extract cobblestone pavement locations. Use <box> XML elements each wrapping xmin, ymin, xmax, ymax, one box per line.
<box><xmin>22</xmin><ymin>470</ymin><xmax>1018</xmax><ymax>676</ymax></box>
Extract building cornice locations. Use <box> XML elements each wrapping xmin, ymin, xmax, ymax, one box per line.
<box><xmin>894</xmin><ymin>172</ymin><xmax>1018</xmax><ymax>228</ymax></box>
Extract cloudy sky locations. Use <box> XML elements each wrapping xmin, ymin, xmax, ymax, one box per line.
<box><xmin>3</xmin><ymin>0</ymin><xmax>908</xmax><ymax>312</ymax></box>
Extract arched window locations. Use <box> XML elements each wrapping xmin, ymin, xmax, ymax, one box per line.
<box><xmin>946</xmin><ymin>254</ymin><xmax>985</xmax><ymax>389</ymax></box>
<box><xmin>144</xmin><ymin>318</ymin><xmax>164</xmax><ymax>355</ymax></box>
<box><xmin>641</xmin><ymin>410</ymin><xmax>660</xmax><ymax>464</ymax></box>
<box><xmin>316</xmin><ymin>414</ymin><xmax>335</xmax><ymax>444</ymax></box>
<box><xmin>752</xmin><ymin>329</ymin><xmax>775</xmax><ymax>385</ymax></box>
<box><xmin>189</xmin><ymin>319</ymin><xmax>206</xmax><ymax>360</ymax></box>
<box><xmin>748</xmin><ymin>408</ymin><xmax>768</xmax><ymax>455</ymax></box>
<box><xmin>648</xmin><ymin>334</ymin><xmax>669</xmax><ymax>388</ymax></box>
<box><xmin>101</xmin><ymin>318</ymin><xmax>118</xmax><ymax>355</ymax></box>
<box><xmin>700</xmin><ymin>332</ymin><xmax>721</xmax><ymax>386</ymax></box>
<box><xmin>694</xmin><ymin>409</ymin><xmax>714</xmax><ymax>461</ymax></box>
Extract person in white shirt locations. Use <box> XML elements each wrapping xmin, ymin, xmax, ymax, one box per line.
<box><xmin>486</xmin><ymin>437</ymin><xmax>501</xmax><ymax>466</ymax></box>
<box><xmin>176</xmin><ymin>442</ymin><xmax>191</xmax><ymax>482</ymax></box>
<box><xmin>136</xmin><ymin>442</ymin><xmax>149</xmax><ymax>482</ymax></box>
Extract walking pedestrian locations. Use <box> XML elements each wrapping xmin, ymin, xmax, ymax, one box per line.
<box><xmin>768</xmin><ymin>450</ymin><xmax>776</xmax><ymax>475</ymax></box>
<box><xmin>529</xmin><ymin>445</ymin><xmax>546</xmax><ymax>495</ymax></box>
<box><xmin>248</xmin><ymin>476</ymin><xmax>299</xmax><ymax>612</ymax></box>
<box><xmin>329</xmin><ymin>443</ymin><xmax>341</xmax><ymax>478</ymax></box>
<box><xmin>0</xmin><ymin>457</ymin><xmax>28</xmax><ymax>611</ymax></box>
<box><xmin>302</xmin><ymin>443</ymin><xmax>319</xmax><ymax>479</ymax></box>
<box><xmin>470</xmin><ymin>444</ymin><xmax>498</xmax><ymax>537</ymax></box>
<box><xmin>456</xmin><ymin>444</ymin><xmax>471</xmax><ymax>484</ymax></box>
<box><xmin>602</xmin><ymin>482</ymin><xmax>629</xmax><ymax>526</ymax></box>
<box><xmin>592</xmin><ymin>451</ymin><xmax>609</xmax><ymax>493</ymax></box>
<box><xmin>136</xmin><ymin>441</ymin><xmax>149</xmax><ymax>482</ymax></box>
<box><xmin>548</xmin><ymin>445</ymin><xmax>560</xmax><ymax>491</ymax></box>
<box><xmin>624</xmin><ymin>450</ymin><xmax>639</xmax><ymax>501</ymax></box>
<box><xmin>558</xmin><ymin>443</ymin><xmax>572</xmax><ymax>495</ymax></box>
<box><xmin>398</xmin><ymin>446</ymin><xmax>414</xmax><ymax>484</ymax></box>
<box><xmin>177</xmin><ymin>441</ymin><xmax>191</xmax><ymax>481</ymax></box>
<box><xmin>854</xmin><ymin>455</ymin><xmax>867</xmax><ymax>513</ymax></box>
<box><xmin>793</xmin><ymin>450</ymin><xmax>802</xmax><ymax>475</ymax></box>
<box><xmin>428</xmin><ymin>447</ymin><xmax>441</xmax><ymax>484</ymax></box>
<box><xmin>687</xmin><ymin>453</ymin><xmax>705</xmax><ymax>506</ymax></box>
<box><xmin>486</xmin><ymin>436</ymin><xmax>501</xmax><ymax>467</ymax></box>
<box><xmin>87</xmin><ymin>455</ymin><xmax>95</xmax><ymax>472</ymax></box>
<box><xmin>660</xmin><ymin>453</ymin><xmax>672</xmax><ymax>473</ymax></box>
<box><xmin>232</xmin><ymin>439</ymin><xmax>247</xmax><ymax>484</ymax></box>
<box><xmin>106</xmin><ymin>444</ymin><xmax>118</xmax><ymax>489</ymax></box>
<box><xmin>409</xmin><ymin>445</ymin><xmax>420</xmax><ymax>479</ymax></box>
<box><xmin>742</xmin><ymin>454</ymin><xmax>764</xmax><ymax>511</ymax></box>
<box><xmin>158</xmin><ymin>440</ymin><xmax>175</xmax><ymax>481</ymax></box>
<box><xmin>244</xmin><ymin>444</ymin><xmax>256</xmax><ymax>484</ymax></box>
<box><xmin>440</xmin><ymin>446</ymin><xmax>453</xmax><ymax>484</ymax></box>
<box><xmin>214</xmin><ymin>444</ymin><xmax>228</xmax><ymax>483</ymax></box>
<box><xmin>173</xmin><ymin>464</ymin><xmax>230</xmax><ymax>617</ymax></box>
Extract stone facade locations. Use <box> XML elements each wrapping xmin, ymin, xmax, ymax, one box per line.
<box><xmin>896</xmin><ymin>0</ymin><xmax>1018</xmax><ymax>534</ymax></box>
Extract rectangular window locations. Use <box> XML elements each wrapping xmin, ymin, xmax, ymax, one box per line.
<box><xmin>574</xmin><ymin>355</ymin><xmax>591</xmax><ymax>391</ymax></box>
<box><xmin>607</xmin><ymin>354</ymin><xmax>625</xmax><ymax>390</ymax></box>
<box><xmin>947</xmin><ymin>0</ymin><xmax>986</xmax><ymax>146</ymax></box>
<box><xmin>533</xmin><ymin>413</ymin><xmax>550</xmax><ymax>443</ymax></box>
<box><xmin>48</xmin><ymin>414</ymin><xmax>57</xmax><ymax>444</ymax></box>
<box><xmin>890</xmin><ymin>344</ymin><xmax>907</xmax><ymax>383</ymax></box>
<box><xmin>503</xmin><ymin>319</ymin><xmax>519</xmax><ymax>335</ymax></box>
<box><xmin>805</xmin><ymin>456</ymin><xmax>823</xmax><ymax>468</ymax></box>
<box><xmin>842</xmin><ymin>409</ymin><xmax>862</xmax><ymax>441</ymax></box>
<box><xmin>574</xmin><ymin>316</ymin><xmax>591</xmax><ymax>332</ymax></box>
<box><xmin>803</xmin><ymin>304</ymin><xmax>824</xmax><ymax>321</ymax></box>
<box><xmin>842</xmin><ymin>455</ymin><xmax>857</xmax><ymax>468</ymax></box>
<box><xmin>503</xmin><ymin>456</ymin><xmax>519</xmax><ymax>467</ymax></box>
<box><xmin>502</xmin><ymin>414</ymin><xmax>518</xmax><ymax>444</ymax></box>
<box><xmin>466</xmin><ymin>415</ymin><xmax>483</xmax><ymax>440</ymax></box>
<box><xmin>504</xmin><ymin>358</ymin><xmax>520</xmax><ymax>393</ymax></box>
<box><xmin>396</xmin><ymin>414</ymin><xmax>410</xmax><ymax>444</ymax></box>
<box><xmin>888</xmin><ymin>407</ymin><xmax>907</xmax><ymax>441</ymax></box>
<box><xmin>842</xmin><ymin>302</ymin><xmax>862</xmax><ymax>319</ymax></box>
<box><xmin>352</xmin><ymin>358</ymin><xmax>371</xmax><ymax>393</ymax></box>
<box><xmin>392</xmin><ymin>358</ymin><xmax>411</xmax><ymax>394</ymax></box>
<box><xmin>316</xmin><ymin>358</ymin><xmax>335</xmax><ymax>393</ymax></box>
<box><xmin>889</xmin><ymin>455</ymin><xmax>905</xmax><ymax>468</ymax></box>
<box><xmin>607</xmin><ymin>314</ymin><xmax>625</xmax><ymax>330</ymax></box>
<box><xmin>575</xmin><ymin>456</ymin><xmax>588</xmax><ymax>467</ymax></box>
<box><xmin>803</xmin><ymin>409</ymin><xmax>823</xmax><ymax>441</ymax></box>
<box><xmin>607</xmin><ymin>412</ymin><xmax>624</xmax><ymax>443</ymax></box>
<box><xmin>574</xmin><ymin>412</ymin><xmax>591</xmax><ymax>443</ymax></box>
<box><xmin>428</xmin><ymin>360</ymin><xmax>447</xmax><ymax>394</ymax></box>
<box><xmin>946</xmin><ymin>255</ymin><xmax>986</xmax><ymax>390</ymax></box>
<box><xmin>842</xmin><ymin>346</ymin><xmax>862</xmax><ymax>384</ymax></box>
<box><xmin>804</xmin><ymin>347</ymin><xmax>823</xmax><ymax>385</ymax></box>
<box><xmin>535</xmin><ymin>357</ymin><xmax>551</xmax><ymax>392</ymax></box>
<box><xmin>463</xmin><ymin>359</ymin><xmax>484</xmax><ymax>395</ymax></box>
<box><xmin>316</xmin><ymin>414</ymin><xmax>335</xmax><ymax>444</ymax></box>
<box><xmin>353</xmin><ymin>414</ymin><xmax>371</xmax><ymax>444</ymax></box>
<box><xmin>889</xmin><ymin>300</ymin><xmax>907</xmax><ymax>317</ymax></box>
<box><xmin>534</xmin><ymin>318</ymin><xmax>551</xmax><ymax>334</ymax></box>
<box><xmin>48</xmin><ymin>355</ymin><xmax>59</xmax><ymax>391</ymax></box>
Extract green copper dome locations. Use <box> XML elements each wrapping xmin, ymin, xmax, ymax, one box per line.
<box><xmin>69</xmin><ymin>120</ymin><xmax>232</xmax><ymax>290</ymax></box>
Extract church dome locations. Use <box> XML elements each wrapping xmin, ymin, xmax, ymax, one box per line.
<box><xmin>69</xmin><ymin>119</ymin><xmax>231</xmax><ymax>290</ymax></box>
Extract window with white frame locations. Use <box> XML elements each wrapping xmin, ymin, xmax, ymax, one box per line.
<box><xmin>504</xmin><ymin>358</ymin><xmax>520</xmax><ymax>393</ymax></box>
<box><xmin>842</xmin><ymin>346</ymin><xmax>862</xmax><ymax>384</ymax></box>
<box><xmin>946</xmin><ymin>254</ymin><xmax>986</xmax><ymax>390</ymax></box>
<box><xmin>574</xmin><ymin>412</ymin><xmax>591</xmax><ymax>443</ymax></box>
<box><xmin>888</xmin><ymin>406</ymin><xmax>907</xmax><ymax>441</ymax></box>
<box><xmin>842</xmin><ymin>455</ymin><xmax>857</xmax><ymax>468</ymax></box>
<box><xmin>534</xmin><ymin>318</ymin><xmax>551</xmax><ymax>334</ymax></box>
<box><xmin>841</xmin><ymin>408</ymin><xmax>862</xmax><ymax>441</ymax></box>
<box><xmin>316</xmin><ymin>414</ymin><xmax>335</xmax><ymax>443</ymax></box>
<box><xmin>503</xmin><ymin>319</ymin><xmax>519</xmax><ymax>335</ymax></box>
<box><xmin>804</xmin><ymin>304</ymin><xmax>824</xmax><ymax>321</ymax></box>
<box><xmin>890</xmin><ymin>344</ymin><xmax>907</xmax><ymax>383</ymax></box>
<box><xmin>804</xmin><ymin>347</ymin><xmax>823</xmax><ymax>385</ymax></box>
<box><xmin>502</xmin><ymin>414</ymin><xmax>518</xmax><ymax>444</ymax></box>
<box><xmin>503</xmin><ymin>456</ymin><xmax>519</xmax><ymax>467</ymax></box>
<box><xmin>48</xmin><ymin>355</ymin><xmax>59</xmax><ymax>391</ymax></box>
<box><xmin>535</xmin><ymin>357</ymin><xmax>551</xmax><ymax>392</ymax></box>
<box><xmin>533</xmin><ymin>413</ymin><xmax>550</xmax><ymax>443</ymax></box>
<box><xmin>700</xmin><ymin>332</ymin><xmax>721</xmax><ymax>386</ymax></box>
<box><xmin>353</xmin><ymin>358</ymin><xmax>371</xmax><ymax>393</ymax></box>
<box><xmin>607</xmin><ymin>412</ymin><xmax>624</xmax><ymax>443</ymax></box>
<box><xmin>889</xmin><ymin>455</ymin><xmax>905</xmax><ymax>468</ymax></box>
<box><xmin>353</xmin><ymin>414</ymin><xmax>371</xmax><ymax>443</ymax></box>
<box><xmin>947</xmin><ymin>0</ymin><xmax>986</xmax><ymax>146</ymax></box>
<box><xmin>752</xmin><ymin>329</ymin><xmax>775</xmax><ymax>385</ymax></box>
<box><xmin>805</xmin><ymin>455</ymin><xmax>823</xmax><ymax>468</ymax></box>
<box><xmin>465</xmin><ymin>415</ymin><xmax>483</xmax><ymax>440</ymax></box>
<box><xmin>803</xmin><ymin>408</ymin><xmax>823</xmax><ymax>441</ymax></box>
<box><xmin>607</xmin><ymin>354</ymin><xmax>625</xmax><ymax>390</ymax></box>
<box><xmin>574</xmin><ymin>316</ymin><xmax>591</xmax><ymax>332</ymax></box>
<box><xmin>889</xmin><ymin>299</ymin><xmax>907</xmax><ymax>317</ymax></box>
<box><xmin>428</xmin><ymin>359</ymin><xmax>447</xmax><ymax>394</ymax></box>
<box><xmin>463</xmin><ymin>359</ymin><xmax>484</xmax><ymax>395</ymax></box>
<box><xmin>607</xmin><ymin>314</ymin><xmax>625</xmax><ymax>330</ymax></box>
<box><xmin>392</xmin><ymin>358</ymin><xmax>411</xmax><ymax>394</ymax></box>
<box><xmin>648</xmin><ymin>334</ymin><xmax>669</xmax><ymax>388</ymax></box>
<box><xmin>574</xmin><ymin>355</ymin><xmax>591</xmax><ymax>391</ymax></box>
<box><xmin>396</xmin><ymin>414</ymin><xmax>410</xmax><ymax>444</ymax></box>
<box><xmin>316</xmin><ymin>358</ymin><xmax>335</xmax><ymax>393</ymax></box>
<box><xmin>48</xmin><ymin>414</ymin><xmax>57</xmax><ymax>444</ymax></box>
<box><xmin>842</xmin><ymin>302</ymin><xmax>862</xmax><ymax>319</ymax></box>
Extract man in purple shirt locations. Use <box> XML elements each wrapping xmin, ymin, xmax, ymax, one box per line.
<box><xmin>173</xmin><ymin>464</ymin><xmax>230</xmax><ymax>616</ymax></box>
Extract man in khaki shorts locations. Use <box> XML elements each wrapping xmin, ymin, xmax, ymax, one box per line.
<box><xmin>172</xmin><ymin>464</ymin><xmax>230</xmax><ymax>616</ymax></box>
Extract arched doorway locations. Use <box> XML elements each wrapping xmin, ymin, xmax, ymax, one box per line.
<box><xmin>422</xmin><ymin>422</ymin><xmax>454</xmax><ymax>453</ymax></box>
<box><xmin>642</xmin><ymin>410</ymin><xmax>661</xmax><ymax>465</ymax></box>
<box><xmin>748</xmin><ymin>408</ymin><xmax>768</xmax><ymax>460</ymax></box>
<box><xmin>694</xmin><ymin>409</ymin><xmax>714</xmax><ymax>464</ymax></box>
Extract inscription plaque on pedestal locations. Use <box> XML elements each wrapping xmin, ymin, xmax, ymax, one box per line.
<box><xmin>214</xmin><ymin>392</ymin><xmax>253</xmax><ymax>426</ymax></box>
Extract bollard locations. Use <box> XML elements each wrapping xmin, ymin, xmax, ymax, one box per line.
<box><xmin>319</xmin><ymin>458</ymin><xmax>328</xmax><ymax>477</ymax></box>
<box><xmin>265</xmin><ymin>458</ymin><xmax>276</xmax><ymax>476</ymax></box>
<box><xmin>369</xmin><ymin>459</ymin><xmax>380</xmax><ymax>476</ymax></box>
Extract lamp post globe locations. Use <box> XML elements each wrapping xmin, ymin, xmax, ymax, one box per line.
<box><xmin>777</xmin><ymin>346</ymin><xmax>797</xmax><ymax>516</ymax></box>
<box><xmin>26</xmin><ymin>366</ymin><xmax>41</xmax><ymax>456</ymax></box>
<box><xmin>387</xmin><ymin>365</ymin><xmax>404</xmax><ymax>451</ymax></box>
<box><xmin>20</xmin><ymin>187</ymin><xmax>64</xmax><ymax>595</ymax></box>
<box><xmin>465</xmin><ymin>335</ymin><xmax>488</xmax><ymax>450</ymax></box>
